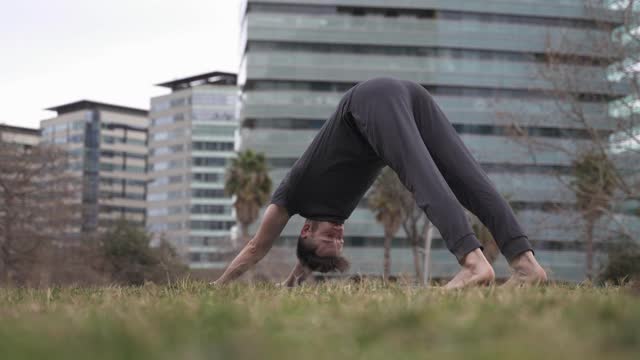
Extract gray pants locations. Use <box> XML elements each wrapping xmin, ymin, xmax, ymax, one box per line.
<box><xmin>349</xmin><ymin>77</ymin><xmax>533</xmax><ymax>263</ymax></box>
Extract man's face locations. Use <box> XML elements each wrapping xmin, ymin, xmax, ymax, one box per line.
<box><xmin>301</xmin><ymin>221</ymin><xmax>345</xmax><ymax>257</ymax></box>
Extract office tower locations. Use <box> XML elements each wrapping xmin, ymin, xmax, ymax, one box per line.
<box><xmin>147</xmin><ymin>71</ymin><xmax>239</xmax><ymax>269</ymax></box>
<box><xmin>41</xmin><ymin>101</ymin><xmax>148</xmax><ymax>232</ymax></box>
<box><xmin>237</xmin><ymin>0</ymin><xmax>631</xmax><ymax>281</ymax></box>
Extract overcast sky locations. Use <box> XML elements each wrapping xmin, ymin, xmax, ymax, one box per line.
<box><xmin>0</xmin><ymin>0</ymin><xmax>242</xmax><ymax>128</ymax></box>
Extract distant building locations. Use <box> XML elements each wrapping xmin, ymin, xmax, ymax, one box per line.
<box><xmin>147</xmin><ymin>71</ymin><xmax>239</xmax><ymax>269</ymax></box>
<box><xmin>0</xmin><ymin>124</ymin><xmax>40</xmax><ymax>149</ymax></box>
<box><xmin>237</xmin><ymin>0</ymin><xmax>631</xmax><ymax>281</ymax></box>
<box><xmin>41</xmin><ymin>101</ymin><xmax>148</xmax><ymax>232</ymax></box>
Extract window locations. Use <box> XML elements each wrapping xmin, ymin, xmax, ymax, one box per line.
<box><xmin>192</xmin><ymin>173</ymin><xmax>223</xmax><ymax>183</ymax></box>
<box><xmin>151</xmin><ymin>128</ymin><xmax>185</xmax><ymax>142</ymax></box>
<box><xmin>192</xmin><ymin>109</ymin><xmax>236</xmax><ymax>121</ymax></box>
<box><xmin>189</xmin><ymin>236</ymin><xmax>232</xmax><ymax>247</ymax></box>
<box><xmin>103</xmin><ymin>135</ymin><xmax>147</xmax><ymax>146</ymax></box>
<box><xmin>151</xmin><ymin>159</ymin><xmax>184</xmax><ymax>171</ymax></box>
<box><xmin>192</xmin><ymin>157</ymin><xmax>228</xmax><ymax>167</ymax></box>
<box><xmin>190</xmin><ymin>204</ymin><xmax>231</xmax><ymax>214</ymax></box>
<box><xmin>192</xmin><ymin>141</ymin><xmax>234</xmax><ymax>151</ymax></box>
<box><xmin>192</xmin><ymin>189</ymin><xmax>227</xmax><ymax>198</ymax></box>
<box><xmin>151</xmin><ymin>101</ymin><xmax>170</xmax><ymax>112</ymax></box>
<box><xmin>170</xmin><ymin>98</ymin><xmax>186</xmax><ymax>107</ymax></box>
<box><xmin>190</xmin><ymin>220</ymin><xmax>236</xmax><ymax>230</ymax></box>
<box><xmin>191</xmin><ymin>94</ymin><xmax>235</xmax><ymax>106</ymax></box>
<box><xmin>267</xmin><ymin>158</ymin><xmax>298</xmax><ymax>168</ymax></box>
<box><xmin>151</xmin><ymin>144</ymin><xmax>184</xmax><ymax>156</ymax></box>
<box><xmin>192</xmin><ymin>125</ymin><xmax>236</xmax><ymax>137</ymax></box>
<box><xmin>149</xmin><ymin>205</ymin><xmax>184</xmax><ymax>216</ymax></box>
<box><xmin>243</xmin><ymin>118</ymin><xmax>324</xmax><ymax>130</ymax></box>
<box><xmin>151</xmin><ymin>113</ymin><xmax>184</xmax><ymax>126</ymax></box>
<box><xmin>247</xmin><ymin>3</ymin><xmax>609</xmax><ymax>30</ymax></box>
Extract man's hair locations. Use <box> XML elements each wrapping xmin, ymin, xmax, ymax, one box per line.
<box><xmin>296</xmin><ymin>235</ymin><xmax>350</xmax><ymax>273</ymax></box>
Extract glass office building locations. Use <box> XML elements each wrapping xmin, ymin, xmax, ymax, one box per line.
<box><xmin>237</xmin><ymin>0</ymin><xmax>634</xmax><ymax>281</ymax></box>
<box><xmin>41</xmin><ymin>101</ymin><xmax>149</xmax><ymax>233</ymax></box>
<box><xmin>147</xmin><ymin>72</ymin><xmax>240</xmax><ymax>269</ymax></box>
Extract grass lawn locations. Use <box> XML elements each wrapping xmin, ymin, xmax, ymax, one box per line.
<box><xmin>1</xmin><ymin>281</ymin><xmax>639</xmax><ymax>360</ymax></box>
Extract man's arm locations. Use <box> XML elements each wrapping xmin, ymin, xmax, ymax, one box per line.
<box><xmin>213</xmin><ymin>204</ymin><xmax>290</xmax><ymax>285</ymax></box>
<box><xmin>281</xmin><ymin>261</ymin><xmax>312</xmax><ymax>287</ymax></box>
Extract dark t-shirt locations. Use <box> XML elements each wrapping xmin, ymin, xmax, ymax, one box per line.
<box><xmin>270</xmin><ymin>83</ymin><xmax>385</xmax><ymax>223</ymax></box>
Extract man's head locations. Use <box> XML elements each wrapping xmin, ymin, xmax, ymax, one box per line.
<box><xmin>296</xmin><ymin>219</ymin><xmax>350</xmax><ymax>273</ymax></box>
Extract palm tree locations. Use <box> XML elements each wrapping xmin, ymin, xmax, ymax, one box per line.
<box><xmin>400</xmin><ymin>194</ymin><xmax>428</xmax><ymax>284</ymax></box>
<box><xmin>572</xmin><ymin>150</ymin><xmax>616</xmax><ymax>280</ymax></box>
<box><xmin>224</xmin><ymin>149</ymin><xmax>272</xmax><ymax>249</ymax></box>
<box><xmin>369</xmin><ymin>167</ymin><xmax>406</xmax><ymax>282</ymax></box>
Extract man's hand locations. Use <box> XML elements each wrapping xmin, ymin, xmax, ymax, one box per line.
<box><xmin>213</xmin><ymin>204</ymin><xmax>290</xmax><ymax>285</ymax></box>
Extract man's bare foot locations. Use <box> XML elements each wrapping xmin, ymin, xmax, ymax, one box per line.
<box><xmin>444</xmin><ymin>248</ymin><xmax>496</xmax><ymax>289</ymax></box>
<box><xmin>503</xmin><ymin>250</ymin><xmax>548</xmax><ymax>287</ymax></box>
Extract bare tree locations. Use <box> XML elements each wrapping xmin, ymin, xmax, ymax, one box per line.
<box><xmin>0</xmin><ymin>140</ymin><xmax>79</xmax><ymax>284</ymax></box>
<box><xmin>499</xmin><ymin>0</ymin><xmax>640</xmax><ymax>278</ymax></box>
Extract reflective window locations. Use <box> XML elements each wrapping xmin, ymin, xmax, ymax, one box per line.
<box><xmin>151</xmin><ymin>101</ymin><xmax>170</xmax><ymax>112</ymax></box>
<box><xmin>248</xmin><ymin>41</ymin><xmax>609</xmax><ymax>67</ymax></box>
<box><xmin>150</xmin><ymin>175</ymin><xmax>184</xmax><ymax>187</ymax></box>
<box><xmin>192</xmin><ymin>172</ymin><xmax>223</xmax><ymax>183</ymax></box>
<box><xmin>101</xmin><ymin>150</ymin><xmax>146</xmax><ymax>160</ymax></box>
<box><xmin>170</xmin><ymin>98</ymin><xmax>186</xmax><ymax>107</ymax></box>
<box><xmin>151</xmin><ymin>159</ymin><xmax>185</xmax><ymax>171</ymax></box>
<box><xmin>247</xmin><ymin>3</ymin><xmax>612</xmax><ymax>30</ymax></box>
<box><xmin>192</xmin><ymin>189</ymin><xmax>227</xmax><ymax>198</ymax></box>
<box><xmin>150</xmin><ymin>144</ymin><xmax>184</xmax><ymax>156</ymax></box>
<box><xmin>99</xmin><ymin>191</ymin><xmax>145</xmax><ymax>200</ymax></box>
<box><xmin>152</xmin><ymin>113</ymin><xmax>184</xmax><ymax>126</ymax></box>
<box><xmin>192</xmin><ymin>109</ymin><xmax>236</xmax><ymax>121</ymax></box>
<box><xmin>148</xmin><ymin>207</ymin><xmax>168</xmax><ymax>217</ymax></box>
<box><xmin>148</xmin><ymin>193</ymin><xmax>168</xmax><ymax>201</ymax></box>
<box><xmin>453</xmin><ymin>124</ymin><xmax>599</xmax><ymax>139</ymax></box>
<box><xmin>267</xmin><ymin>158</ymin><xmax>298</xmax><ymax>168</ymax></box>
<box><xmin>192</xmin><ymin>141</ymin><xmax>235</xmax><ymax>151</ymax></box>
<box><xmin>192</xmin><ymin>125</ymin><xmax>236</xmax><ymax>137</ymax></box>
<box><xmin>102</xmin><ymin>206</ymin><xmax>146</xmax><ymax>215</ymax></box>
<box><xmin>150</xmin><ymin>128</ymin><xmax>185</xmax><ymax>142</ymax></box>
<box><xmin>190</xmin><ymin>204</ymin><xmax>232</xmax><ymax>214</ymax></box>
<box><xmin>246</xmin><ymin>80</ymin><xmax>616</xmax><ymax>101</ymax></box>
<box><xmin>102</xmin><ymin>135</ymin><xmax>146</xmax><ymax>146</ymax></box>
<box><xmin>192</xmin><ymin>157</ymin><xmax>229</xmax><ymax>167</ymax></box>
<box><xmin>191</xmin><ymin>94</ymin><xmax>235</xmax><ymax>106</ymax></box>
<box><xmin>243</xmin><ymin>118</ymin><xmax>324</xmax><ymax>130</ymax></box>
<box><xmin>72</xmin><ymin>120</ymin><xmax>85</xmax><ymax>130</ymax></box>
<box><xmin>190</xmin><ymin>220</ymin><xmax>236</xmax><ymax>230</ymax></box>
<box><xmin>189</xmin><ymin>236</ymin><xmax>232</xmax><ymax>247</ymax></box>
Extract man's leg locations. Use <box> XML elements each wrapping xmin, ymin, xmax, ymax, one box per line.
<box><xmin>349</xmin><ymin>77</ymin><xmax>494</xmax><ymax>287</ymax></box>
<box><xmin>407</xmin><ymin>82</ymin><xmax>547</xmax><ymax>285</ymax></box>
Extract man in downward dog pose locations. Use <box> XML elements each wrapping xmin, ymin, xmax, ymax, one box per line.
<box><xmin>214</xmin><ymin>77</ymin><xmax>547</xmax><ymax>288</ymax></box>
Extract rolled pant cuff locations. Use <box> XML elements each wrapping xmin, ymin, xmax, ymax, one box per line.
<box><xmin>451</xmin><ymin>232</ymin><xmax>482</xmax><ymax>264</ymax></box>
<box><xmin>501</xmin><ymin>235</ymin><xmax>534</xmax><ymax>262</ymax></box>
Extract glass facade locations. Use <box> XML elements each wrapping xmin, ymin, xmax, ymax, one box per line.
<box><xmin>40</xmin><ymin>105</ymin><xmax>149</xmax><ymax>231</ymax></box>
<box><xmin>147</xmin><ymin>74</ymin><xmax>240</xmax><ymax>269</ymax></box>
<box><xmin>238</xmin><ymin>0</ymin><xmax>628</xmax><ymax>281</ymax></box>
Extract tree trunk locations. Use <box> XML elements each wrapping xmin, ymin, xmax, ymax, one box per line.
<box><xmin>586</xmin><ymin>218</ymin><xmax>595</xmax><ymax>281</ymax></box>
<box><xmin>383</xmin><ymin>233</ymin><xmax>392</xmax><ymax>282</ymax></box>
<box><xmin>411</xmin><ymin>242</ymin><xmax>422</xmax><ymax>284</ymax></box>
<box><xmin>423</xmin><ymin>222</ymin><xmax>433</xmax><ymax>286</ymax></box>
